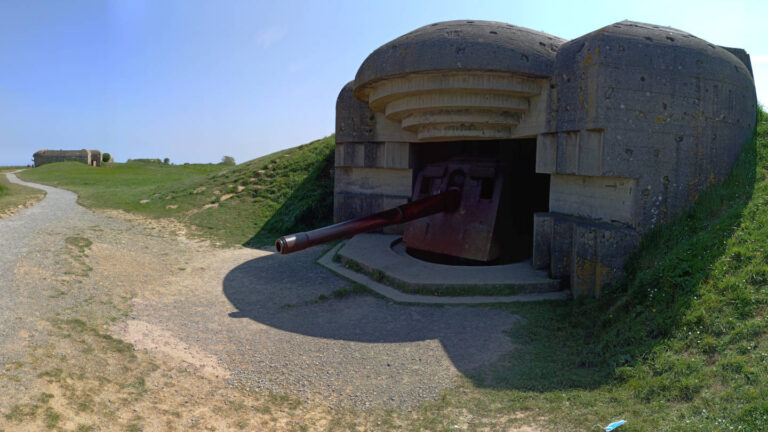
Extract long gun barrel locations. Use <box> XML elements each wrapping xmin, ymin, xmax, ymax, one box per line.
<box><xmin>275</xmin><ymin>188</ymin><xmax>461</xmax><ymax>254</ymax></box>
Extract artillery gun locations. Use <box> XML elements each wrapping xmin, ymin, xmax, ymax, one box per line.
<box><xmin>275</xmin><ymin>159</ymin><xmax>514</xmax><ymax>263</ymax></box>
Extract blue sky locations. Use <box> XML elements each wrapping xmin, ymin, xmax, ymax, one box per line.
<box><xmin>1</xmin><ymin>0</ymin><xmax>766</xmax><ymax>165</ymax></box>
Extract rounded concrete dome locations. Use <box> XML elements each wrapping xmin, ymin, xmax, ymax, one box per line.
<box><xmin>558</xmin><ymin>20</ymin><xmax>753</xmax><ymax>80</ymax></box>
<box><xmin>354</xmin><ymin>20</ymin><xmax>565</xmax><ymax>94</ymax></box>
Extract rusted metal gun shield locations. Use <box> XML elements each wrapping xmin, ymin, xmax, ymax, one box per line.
<box><xmin>403</xmin><ymin>159</ymin><xmax>507</xmax><ymax>262</ymax></box>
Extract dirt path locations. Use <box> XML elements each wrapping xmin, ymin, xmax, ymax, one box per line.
<box><xmin>0</xmin><ymin>172</ymin><xmax>526</xmax><ymax>431</ymax></box>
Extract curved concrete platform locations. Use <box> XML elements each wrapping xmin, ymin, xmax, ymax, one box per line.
<box><xmin>318</xmin><ymin>234</ymin><xmax>569</xmax><ymax>304</ymax></box>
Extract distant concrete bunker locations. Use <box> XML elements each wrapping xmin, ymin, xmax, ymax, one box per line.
<box><xmin>334</xmin><ymin>20</ymin><xmax>756</xmax><ymax>296</ymax></box>
<box><xmin>34</xmin><ymin>149</ymin><xmax>103</xmax><ymax>167</ymax></box>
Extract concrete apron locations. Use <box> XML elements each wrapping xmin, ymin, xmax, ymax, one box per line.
<box><xmin>318</xmin><ymin>234</ymin><xmax>569</xmax><ymax>305</ymax></box>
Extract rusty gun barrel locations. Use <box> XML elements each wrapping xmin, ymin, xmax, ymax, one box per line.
<box><xmin>275</xmin><ymin>188</ymin><xmax>461</xmax><ymax>254</ymax></box>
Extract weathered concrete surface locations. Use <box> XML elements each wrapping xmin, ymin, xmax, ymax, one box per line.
<box><xmin>335</xmin><ymin>19</ymin><xmax>757</xmax><ymax>296</ymax></box>
<box><xmin>354</xmin><ymin>20</ymin><xmax>565</xmax><ymax>89</ymax></box>
<box><xmin>33</xmin><ymin>149</ymin><xmax>102</xmax><ymax>167</ymax></box>
<box><xmin>334</xmin><ymin>81</ymin><xmax>414</xmax><ymax>225</ymax></box>
<box><xmin>536</xmin><ymin>20</ymin><xmax>757</xmax><ymax>294</ymax></box>
<box><xmin>321</xmin><ymin>240</ymin><xmax>568</xmax><ymax>304</ymax></box>
<box><xmin>337</xmin><ymin>234</ymin><xmax>562</xmax><ymax>294</ymax></box>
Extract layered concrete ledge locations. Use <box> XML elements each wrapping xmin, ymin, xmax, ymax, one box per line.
<box><xmin>318</xmin><ymin>235</ymin><xmax>569</xmax><ymax>305</ymax></box>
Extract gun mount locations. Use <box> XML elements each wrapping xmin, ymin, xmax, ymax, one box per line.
<box><xmin>276</xmin><ymin>159</ymin><xmax>512</xmax><ymax>262</ymax></box>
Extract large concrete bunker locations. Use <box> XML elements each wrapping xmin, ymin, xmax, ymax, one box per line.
<box><xmin>33</xmin><ymin>149</ymin><xmax>103</xmax><ymax>167</ymax></box>
<box><xmin>330</xmin><ymin>20</ymin><xmax>756</xmax><ymax>297</ymax></box>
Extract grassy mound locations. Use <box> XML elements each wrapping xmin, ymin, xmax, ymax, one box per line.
<box><xmin>19</xmin><ymin>136</ymin><xmax>335</xmax><ymax>246</ymax></box>
<box><xmin>451</xmin><ymin>109</ymin><xmax>767</xmax><ymax>430</ymax></box>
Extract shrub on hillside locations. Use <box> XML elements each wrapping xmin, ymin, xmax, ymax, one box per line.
<box><xmin>221</xmin><ymin>156</ymin><xmax>236</xmax><ymax>165</ymax></box>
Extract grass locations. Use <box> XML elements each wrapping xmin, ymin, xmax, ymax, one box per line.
<box><xmin>409</xmin><ymin>108</ymin><xmax>767</xmax><ymax>431</ymax></box>
<box><xmin>0</xmin><ymin>166</ymin><xmax>46</xmax><ymax>217</ymax></box>
<box><xmin>18</xmin><ymin>136</ymin><xmax>335</xmax><ymax>247</ymax></box>
<box><xmin>9</xmin><ymin>112</ymin><xmax>768</xmax><ymax>430</ymax></box>
<box><xmin>4</xmin><ymin>393</ymin><xmax>61</xmax><ymax>430</ymax></box>
<box><xmin>63</xmin><ymin>236</ymin><xmax>94</xmax><ymax>277</ymax></box>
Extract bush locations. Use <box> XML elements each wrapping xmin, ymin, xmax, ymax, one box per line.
<box><xmin>163</xmin><ymin>158</ymin><xmax>170</xmax><ymax>165</ymax></box>
<box><xmin>221</xmin><ymin>156</ymin><xmax>235</xmax><ymax>165</ymax></box>
<box><xmin>102</xmin><ymin>153</ymin><xmax>111</xmax><ymax>163</ymax></box>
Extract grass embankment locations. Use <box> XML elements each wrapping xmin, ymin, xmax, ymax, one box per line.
<box><xmin>18</xmin><ymin>136</ymin><xmax>334</xmax><ymax>247</ymax></box>
<box><xmin>422</xmin><ymin>109</ymin><xmax>767</xmax><ymax>431</ymax></box>
<box><xmin>0</xmin><ymin>167</ymin><xmax>46</xmax><ymax>218</ymax></box>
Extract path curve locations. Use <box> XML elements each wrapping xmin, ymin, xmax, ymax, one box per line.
<box><xmin>0</xmin><ymin>171</ymin><xmax>88</xmax><ymax>351</ymax></box>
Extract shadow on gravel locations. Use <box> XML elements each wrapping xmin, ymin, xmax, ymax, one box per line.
<box><xmin>222</xmin><ymin>247</ymin><xmax>522</xmax><ymax>384</ymax></box>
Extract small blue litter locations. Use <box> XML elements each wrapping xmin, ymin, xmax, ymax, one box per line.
<box><xmin>604</xmin><ymin>420</ymin><xmax>626</xmax><ymax>431</ymax></box>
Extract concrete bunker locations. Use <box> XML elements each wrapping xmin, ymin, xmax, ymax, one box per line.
<box><xmin>293</xmin><ymin>20</ymin><xmax>757</xmax><ymax>297</ymax></box>
<box><xmin>33</xmin><ymin>149</ymin><xmax>103</xmax><ymax>167</ymax></box>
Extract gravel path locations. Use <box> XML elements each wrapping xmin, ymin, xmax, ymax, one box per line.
<box><xmin>0</xmin><ymin>172</ymin><xmax>87</xmax><ymax>359</ymax></box>
<box><xmin>1</xmin><ymin>171</ymin><xmax>523</xmax><ymax>415</ymax></box>
<box><xmin>0</xmin><ymin>172</ymin><xmax>184</xmax><ymax>419</ymax></box>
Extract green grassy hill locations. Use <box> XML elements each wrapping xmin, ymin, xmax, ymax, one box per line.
<box><xmin>19</xmin><ymin>136</ymin><xmax>335</xmax><ymax>246</ymax></box>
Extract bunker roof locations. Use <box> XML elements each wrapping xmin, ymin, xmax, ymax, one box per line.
<box><xmin>354</xmin><ymin>20</ymin><xmax>565</xmax><ymax>97</ymax></box>
<box><xmin>562</xmin><ymin>20</ymin><xmax>754</xmax><ymax>79</ymax></box>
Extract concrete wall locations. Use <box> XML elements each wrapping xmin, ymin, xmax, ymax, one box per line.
<box><xmin>89</xmin><ymin>150</ymin><xmax>102</xmax><ymax>167</ymax></box>
<box><xmin>334</xmin><ymin>82</ymin><xmax>413</xmax><ymax>231</ymax></box>
<box><xmin>334</xmin><ymin>22</ymin><xmax>563</xmax><ymax>230</ymax></box>
<box><xmin>335</xmin><ymin>20</ymin><xmax>757</xmax><ymax>296</ymax></box>
<box><xmin>532</xmin><ymin>21</ymin><xmax>757</xmax><ymax>295</ymax></box>
<box><xmin>34</xmin><ymin>149</ymin><xmax>101</xmax><ymax>167</ymax></box>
